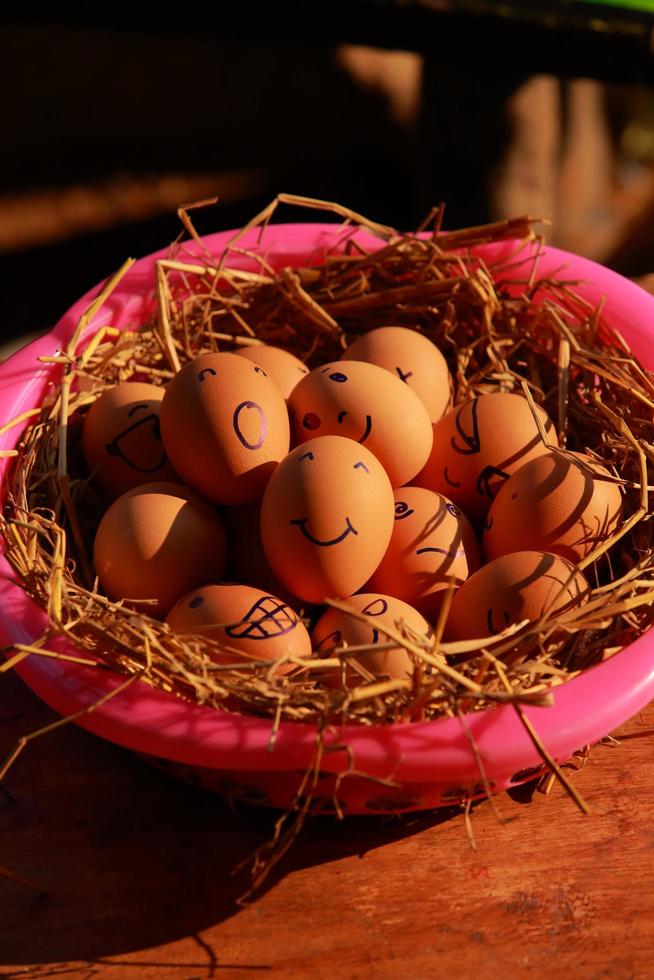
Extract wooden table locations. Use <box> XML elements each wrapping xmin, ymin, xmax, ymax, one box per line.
<box><xmin>1</xmin><ymin>669</ymin><xmax>653</xmax><ymax>980</ymax></box>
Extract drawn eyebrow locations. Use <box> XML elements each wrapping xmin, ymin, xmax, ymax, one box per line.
<box><xmin>127</xmin><ymin>403</ymin><xmax>149</xmax><ymax>417</ymax></box>
<box><xmin>353</xmin><ymin>461</ymin><xmax>369</xmax><ymax>473</ymax></box>
<box><xmin>198</xmin><ymin>367</ymin><xmax>217</xmax><ymax>382</ymax></box>
<box><xmin>254</xmin><ymin>366</ymin><xmax>268</xmax><ymax>376</ymax></box>
<box><xmin>337</xmin><ymin>410</ymin><xmax>348</xmax><ymax>423</ymax></box>
<box><xmin>299</xmin><ymin>451</ymin><xmax>315</xmax><ymax>462</ymax></box>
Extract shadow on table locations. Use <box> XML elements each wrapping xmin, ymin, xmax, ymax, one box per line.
<box><xmin>0</xmin><ymin>673</ymin><xmax>502</xmax><ymax>968</ymax></box>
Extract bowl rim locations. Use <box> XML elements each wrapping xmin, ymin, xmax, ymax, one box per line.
<box><xmin>2</xmin><ymin>220</ymin><xmax>654</xmax><ymax>784</ymax></box>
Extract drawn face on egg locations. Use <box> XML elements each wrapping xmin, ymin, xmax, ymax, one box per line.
<box><xmin>82</xmin><ymin>381</ymin><xmax>178</xmax><ymax>498</ymax></box>
<box><xmin>159</xmin><ymin>352</ymin><xmax>290</xmax><ymax>505</ymax></box>
<box><xmin>368</xmin><ymin>486</ymin><xmax>479</xmax><ymax>617</ymax></box>
<box><xmin>288</xmin><ymin>361</ymin><xmax>433</xmax><ymax>487</ymax></box>
<box><xmin>260</xmin><ymin>435</ymin><xmax>395</xmax><ymax>603</ymax></box>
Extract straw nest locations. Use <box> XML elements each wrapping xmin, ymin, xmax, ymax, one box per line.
<box><xmin>2</xmin><ymin>194</ymin><xmax>653</xmax><ymax>766</ymax></box>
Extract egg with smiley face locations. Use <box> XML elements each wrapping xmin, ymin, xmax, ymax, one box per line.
<box><xmin>160</xmin><ymin>352</ymin><xmax>290</xmax><ymax>505</ymax></box>
<box><xmin>368</xmin><ymin>487</ymin><xmax>480</xmax><ymax>618</ymax></box>
<box><xmin>288</xmin><ymin>360</ymin><xmax>433</xmax><ymax>487</ymax></box>
<box><xmin>82</xmin><ymin>381</ymin><xmax>178</xmax><ymax>498</ymax></box>
<box><xmin>260</xmin><ymin>435</ymin><xmax>394</xmax><ymax>602</ymax></box>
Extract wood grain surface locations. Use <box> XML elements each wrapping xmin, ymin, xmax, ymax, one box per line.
<box><xmin>1</xmin><ymin>670</ymin><xmax>653</xmax><ymax>980</ymax></box>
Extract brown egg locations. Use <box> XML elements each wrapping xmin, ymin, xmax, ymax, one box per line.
<box><xmin>444</xmin><ymin>550</ymin><xmax>590</xmax><ymax>643</ymax></box>
<box><xmin>81</xmin><ymin>382</ymin><xmax>177</xmax><ymax>498</ymax></box>
<box><xmin>368</xmin><ymin>487</ymin><xmax>479</xmax><ymax>618</ymax></box>
<box><xmin>236</xmin><ymin>344</ymin><xmax>309</xmax><ymax>399</ymax></box>
<box><xmin>483</xmin><ymin>450</ymin><xmax>623</xmax><ymax>564</ymax></box>
<box><xmin>261</xmin><ymin>435</ymin><xmax>394</xmax><ymax>603</ymax></box>
<box><xmin>166</xmin><ymin>583</ymin><xmax>311</xmax><ymax>667</ymax></box>
<box><xmin>160</xmin><ymin>352</ymin><xmax>290</xmax><ymax>504</ymax></box>
<box><xmin>288</xmin><ymin>360</ymin><xmax>433</xmax><ymax>487</ymax></box>
<box><xmin>415</xmin><ymin>392</ymin><xmax>557</xmax><ymax>524</ymax></box>
<box><xmin>93</xmin><ymin>482</ymin><xmax>226</xmax><ymax>617</ymax></box>
<box><xmin>311</xmin><ymin>593</ymin><xmax>434</xmax><ymax>688</ymax></box>
<box><xmin>341</xmin><ymin>326</ymin><xmax>452</xmax><ymax>422</ymax></box>
<box><xmin>223</xmin><ymin>502</ymin><xmax>299</xmax><ymax>606</ymax></box>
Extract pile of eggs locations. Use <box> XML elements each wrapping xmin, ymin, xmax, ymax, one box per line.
<box><xmin>84</xmin><ymin>325</ymin><xmax>623</xmax><ymax>690</ymax></box>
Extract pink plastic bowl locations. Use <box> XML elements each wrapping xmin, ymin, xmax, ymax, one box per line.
<box><xmin>2</xmin><ymin>223</ymin><xmax>654</xmax><ymax>815</ymax></box>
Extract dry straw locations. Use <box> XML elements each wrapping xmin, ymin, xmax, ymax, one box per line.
<box><xmin>2</xmin><ymin>194</ymin><xmax>654</xmax><ymax>833</ymax></box>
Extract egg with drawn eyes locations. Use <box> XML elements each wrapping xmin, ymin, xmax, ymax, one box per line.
<box><xmin>166</xmin><ymin>583</ymin><xmax>311</xmax><ymax>668</ymax></box>
<box><xmin>415</xmin><ymin>392</ymin><xmax>557</xmax><ymax>525</ymax></box>
<box><xmin>260</xmin><ymin>435</ymin><xmax>394</xmax><ymax>603</ymax></box>
<box><xmin>311</xmin><ymin>593</ymin><xmax>435</xmax><ymax>689</ymax></box>
<box><xmin>367</xmin><ymin>487</ymin><xmax>480</xmax><ymax>618</ymax></box>
<box><xmin>341</xmin><ymin>326</ymin><xmax>452</xmax><ymax>423</ymax></box>
<box><xmin>236</xmin><ymin>344</ymin><xmax>309</xmax><ymax>400</ymax></box>
<box><xmin>483</xmin><ymin>450</ymin><xmax>623</xmax><ymax>564</ymax></box>
<box><xmin>288</xmin><ymin>360</ymin><xmax>433</xmax><ymax>487</ymax></box>
<box><xmin>159</xmin><ymin>352</ymin><xmax>290</xmax><ymax>505</ymax></box>
<box><xmin>82</xmin><ymin>381</ymin><xmax>178</xmax><ymax>498</ymax></box>
<box><xmin>443</xmin><ymin>550</ymin><xmax>590</xmax><ymax>646</ymax></box>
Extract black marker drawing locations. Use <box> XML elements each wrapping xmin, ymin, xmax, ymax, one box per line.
<box><xmin>362</xmin><ymin>597</ymin><xmax>389</xmax><ymax>617</ymax></box>
<box><xmin>329</xmin><ymin>372</ymin><xmax>348</xmax><ymax>383</ymax></box>
<box><xmin>290</xmin><ymin>516</ymin><xmax>358</xmax><ymax>547</ymax></box>
<box><xmin>225</xmin><ymin>595</ymin><xmax>298</xmax><ymax>640</ymax></box>
<box><xmin>299</xmin><ymin>450</ymin><xmax>315</xmax><ymax>462</ymax></box>
<box><xmin>394</xmin><ymin>501</ymin><xmax>414</xmax><ymax>520</ymax></box>
<box><xmin>476</xmin><ymin>464</ymin><xmax>509</xmax><ymax>499</ymax></box>
<box><xmin>127</xmin><ymin>403</ymin><xmax>148</xmax><ymax>418</ymax></box>
<box><xmin>353</xmin><ymin>461</ymin><xmax>369</xmax><ymax>473</ymax></box>
<box><xmin>233</xmin><ymin>401</ymin><xmax>267</xmax><ymax>450</ymax></box>
<box><xmin>357</xmin><ymin>415</ymin><xmax>373</xmax><ymax>444</ymax></box>
<box><xmin>315</xmin><ymin>629</ymin><xmax>342</xmax><ymax>652</ymax></box>
<box><xmin>450</xmin><ymin>399</ymin><xmax>481</xmax><ymax>455</ymax></box>
<box><xmin>303</xmin><ymin>412</ymin><xmax>321</xmax><ymax>431</ymax></box>
<box><xmin>254</xmin><ymin>366</ymin><xmax>268</xmax><ymax>377</ymax></box>
<box><xmin>337</xmin><ymin>411</ymin><xmax>348</xmax><ymax>423</ymax></box>
<box><xmin>446</xmin><ymin>502</ymin><xmax>461</xmax><ymax>518</ymax></box>
<box><xmin>105</xmin><ymin>413</ymin><xmax>167</xmax><ymax>472</ymax></box>
<box><xmin>443</xmin><ymin>467</ymin><xmax>461</xmax><ymax>488</ymax></box>
<box><xmin>416</xmin><ymin>546</ymin><xmax>466</xmax><ymax>558</ymax></box>
<box><xmin>189</xmin><ymin>595</ymin><xmax>204</xmax><ymax>609</ymax></box>
<box><xmin>486</xmin><ymin>608</ymin><xmax>511</xmax><ymax>634</ymax></box>
<box><xmin>198</xmin><ymin>368</ymin><xmax>217</xmax><ymax>382</ymax></box>
<box><xmin>395</xmin><ymin>367</ymin><xmax>413</xmax><ymax>383</ymax></box>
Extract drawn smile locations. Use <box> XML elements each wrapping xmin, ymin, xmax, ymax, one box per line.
<box><xmin>358</xmin><ymin>415</ymin><xmax>373</xmax><ymax>444</ymax></box>
<box><xmin>290</xmin><ymin>516</ymin><xmax>358</xmax><ymax>547</ymax></box>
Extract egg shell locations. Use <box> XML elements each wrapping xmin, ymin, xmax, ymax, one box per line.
<box><xmin>93</xmin><ymin>481</ymin><xmax>226</xmax><ymax>617</ymax></box>
<box><xmin>81</xmin><ymin>382</ymin><xmax>178</xmax><ymax>498</ymax></box>
<box><xmin>223</xmin><ymin>502</ymin><xmax>299</xmax><ymax>606</ymax></box>
<box><xmin>288</xmin><ymin>360</ymin><xmax>433</xmax><ymax>487</ymax></box>
<box><xmin>166</xmin><ymin>583</ymin><xmax>311</xmax><ymax>667</ymax></box>
<box><xmin>483</xmin><ymin>450</ymin><xmax>623</xmax><ymax>564</ymax></box>
<box><xmin>311</xmin><ymin>593</ymin><xmax>434</xmax><ymax>687</ymax></box>
<box><xmin>367</xmin><ymin>487</ymin><xmax>479</xmax><ymax>618</ymax></box>
<box><xmin>414</xmin><ymin>392</ymin><xmax>557</xmax><ymax>524</ymax></box>
<box><xmin>261</xmin><ymin>435</ymin><xmax>394</xmax><ymax>603</ymax></box>
<box><xmin>159</xmin><ymin>352</ymin><xmax>290</xmax><ymax>504</ymax></box>
<box><xmin>235</xmin><ymin>344</ymin><xmax>309</xmax><ymax>399</ymax></box>
<box><xmin>341</xmin><ymin>326</ymin><xmax>452</xmax><ymax>423</ymax></box>
<box><xmin>444</xmin><ymin>550</ymin><xmax>590</xmax><ymax>643</ymax></box>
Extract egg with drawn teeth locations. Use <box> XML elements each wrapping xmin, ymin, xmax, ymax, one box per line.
<box><xmin>367</xmin><ymin>486</ymin><xmax>479</xmax><ymax>618</ymax></box>
<box><xmin>287</xmin><ymin>360</ymin><xmax>433</xmax><ymax>487</ymax></box>
<box><xmin>159</xmin><ymin>352</ymin><xmax>290</xmax><ymax>505</ymax></box>
<box><xmin>260</xmin><ymin>435</ymin><xmax>394</xmax><ymax>602</ymax></box>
